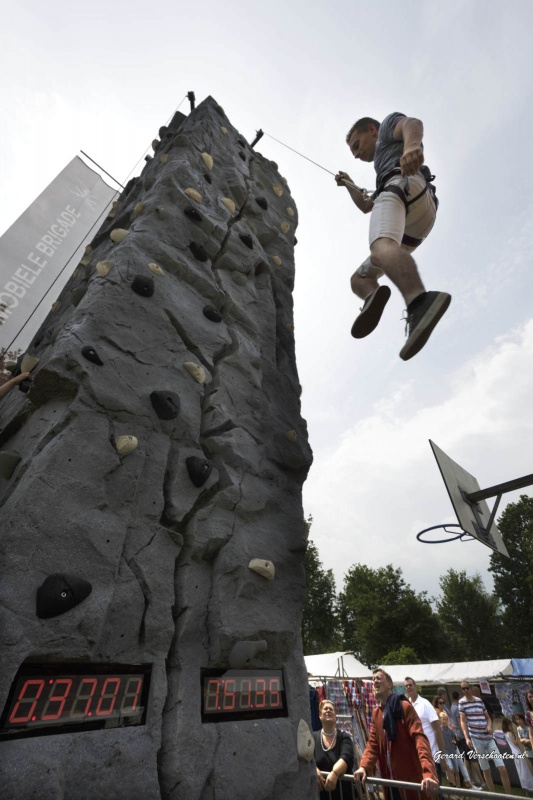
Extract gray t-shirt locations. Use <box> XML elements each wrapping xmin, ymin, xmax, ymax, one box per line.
<box><xmin>374</xmin><ymin>112</ymin><xmax>424</xmax><ymax>188</ymax></box>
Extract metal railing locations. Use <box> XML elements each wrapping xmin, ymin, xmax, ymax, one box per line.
<box><xmin>318</xmin><ymin>773</ymin><xmax>521</xmax><ymax>800</ymax></box>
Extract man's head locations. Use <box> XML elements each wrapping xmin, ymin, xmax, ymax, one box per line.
<box><xmin>372</xmin><ymin>668</ymin><xmax>394</xmax><ymax>702</ymax></box>
<box><xmin>452</xmin><ymin>691</ymin><xmax>460</xmax><ymax>701</ymax></box>
<box><xmin>460</xmin><ymin>680</ymin><xmax>474</xmax><ymax>699</ymax></box>
<box><xmin>346</xmin><ymin>117</ymin><xmax>380</xmax><ymax>163</ymax></box>
<box><xmin>437</xmin><ymin>687</ymin><xmax>448</xmax><ymax>701</ymax></box>
<box><xmin>404</xmin><ymin>676</ymin><xmax>418</xmax><ymax>700</ymax></box>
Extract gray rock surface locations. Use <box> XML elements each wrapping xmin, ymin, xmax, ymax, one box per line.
<box><xmin>0</xmin><ymin>97</ymin><xmax>315</xmax><ymax>799</ymax></box>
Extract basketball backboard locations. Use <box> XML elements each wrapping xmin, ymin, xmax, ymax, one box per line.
<box><xmin>429</xmin><ymin>440</ymin><xmax>509</xmax><ymax>557</ymax></box>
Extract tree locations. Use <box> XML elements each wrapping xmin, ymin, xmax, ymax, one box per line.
<box><xmin>436</xmin><ymin>569</ymin><xmax>503</xmax><ymax>660</ymax></box>
<box><xmin>337</xmin><ymin>563</ymin><xmax>445</xmax><ymax>668</ymax></box>
<box><xmin>489</xmin><ymin>495</ymin><xmax>533</xmax><ymax>655</ymax></box>
<box><xmin>302</xmin><ymin>537</ymin><xmax>342</xmax><ymax>655</ymax></box>
<box><xmin>381</xmin><ymin>645</ymin><xmax>420</xmax><ymax>665</ymax></box>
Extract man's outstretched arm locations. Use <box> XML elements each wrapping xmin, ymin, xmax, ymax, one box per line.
<box><xmin>393</xmin><ymin>117</ymin><xmax>425</xmax><ymax>177</ymax></box>
<box><xmin>335</xmin><ymin>171</ymin><xmax>374</xmax><ymax>213</ymax></box>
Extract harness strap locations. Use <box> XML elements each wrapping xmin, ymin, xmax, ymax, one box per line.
<box><xmin>401</xmin><ymin>232</ymin><xmax>424</xmax><ymax>247</ymax></box>
<box><xmin>378</xmin><ymin>181</ymin><xmax>429</xmax><ymax>210</ymax></box>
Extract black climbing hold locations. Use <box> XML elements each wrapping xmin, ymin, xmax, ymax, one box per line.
<box><xmin>36</xmin><ymin>573</ymin><xmax>92</xmax><ymax>619</ymax></box>
<box><xmin>238</xmin><ymin>151</ymin><xmax>246</xmax><ymax>161</ymax></box>
<box><xmin>239</xmin><ymin>234</ymin><xmax>254</xmax><ymax>250</ymax></box>
<box><xmin>18</xmin><ymin>379</ymin><xmax>32</xmax><ymax>394</ymax></box>
<box><xmin>203</xmin><ymin>305</ymin><xmax>223</xmax><ymax>323</ymax></box>
<box><xmin>294</xmin><ymin>237</ymin><xmax>298</xmax><ymax>245</ymax></box>
<box><xmin>186</xmin><ymin>456</ymin><xmax>213</xmax><ymax>487</ymax></box>
<box><xmin>189</xmin><ymin>242</ymin><xmax>208</xmax><ymax>262</ymax></box>
<box><xmin>203</xmin><ymin>173</ymin><xmax>212</xmax><ymax>184</ymax></box>
<box><xmin>237</xmin><ymin>139</ymin><xmax>246</xmax><ymax>148</ymax></box>
<box><xmin>255</xmin><ymin>197</ymin><xmax>268</xmax><ymax>211</ymax></box>
<box><xmin>81</xmin><ymin>346</ymin><xmax>104</xmax><ymax>366</ymax></box>
<box><xmin>0</xmin><ymin>451</ymin><xmax>21</xmax><ymax>480</ymax></box>
<box><xmin>184</xmin><ymin>205</ymin><xmax>203</xmax><ymax>222</ymax></box>
<box><xmin>150</xmin><ymin>390</ymin><xmax>180</xmax><ymax>420</ymax></box>
<box><xmin>131</xmin><ymin>275</ymin><xmax>154</xmax><ymax>297</ymax></box>
<box><xmin>71</xmin><ymin>287</ymin><xmax>86</xmax><ymax>306</ymax></box>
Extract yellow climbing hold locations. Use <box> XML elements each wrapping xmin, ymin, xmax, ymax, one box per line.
<box><xmin>221</xmin><ymin>197</ymin><xmax>236</xmax><ymax>214</ymax></box>
<box><xmin>184</xmin><ymin>362</ymin><xmax>206</xmax><ymax>384</ymax></box>
<box><xmin>20</xmin><ymin>355</ymin><xmax>39</xmax><ymax>372</ymax></box>
<box><xmin>114</xmin><ymin>435</ymin><xmax>138</xmax><ymax>455</ymax></box>
<box><xmin>280</xmin><ymin>221</ymin><xmax>290</xmax><ymax>234</ymax></box>
<box><xmin>286</xmin><ymin>324</ymin><xmax>295</xmax><ymax>333</ymax></box>
<box><xmin>272</xmin><ymin>256</ymin><xmax>282</xmax><ymax>266</ymax></box>
<box><xmin>287</xmin><ymin>208</ymin><xmax>295</xmax><ymax>217</ymax></box>
<box><xmin>220</xmin><ymin>126</ymin><xmax>228</xmax><ymax>135</ymax></box>
<box><xmin>85</xmin><ymin>245</ymin><xmax>93</xmax><ymax>254</ymax></box>
<box><xmin>110</xmin><ymin>228</ymin><xmax>129</xmax><ymax>243</ymax></box>
<box><xmin>79</xmin><ymin>253</ymin><xmax>92</xmax><ymax>266</ymax></box>
<box><xmin>185</xmin><ymin>188</ymin><xmax>203</xmax><ymax>203</ymax></box>
<box><xmin>284</xmin><ymin>430</ymin><xmax>298</xmax><ymax>443</ymax></box>
<box><xmin>107</xmin><ymin>200</ymin><xmax>120</xmax><ymax>219</ymax></box>
<box><xmin>201</xmin><ymin>152</ymin><xmax>214</xmax><ymax>170</ymax></box>
<box><xmin>160</xmin><ymin>153</ymin><xmax>169</xmax><ymax>164</ymax></box>
<box><xmin>133</xmin><ymin>202</ymin><xmax>144</xmax><ymax>217</ymax></box>
<box><xmin>272</xmin><ymin>184</ymin><xmax>283</xmax><ymax>197</ymax></box>
<box><xmin>96</xmin><ymin>260</ymin><xmax>114</xmax><ymax>277</ymax></box>
<box><xmin>148</xmin><ymin>262</ymin><xmax>165</xmax><ymax>276</ymax></box>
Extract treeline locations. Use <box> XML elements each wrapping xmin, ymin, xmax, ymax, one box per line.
<box><xmin>302</xmin><ymin>495</ymin><xmax>533</xmax><ymax>665</ymax></box>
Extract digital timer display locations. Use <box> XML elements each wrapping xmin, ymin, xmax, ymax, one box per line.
<box><xmin>201</xmin><ymin>669</ymin><xmax>288</xmax><ymax>722</ymax></box>
<box><xmin>0</xmin><ymin>662</ymin><xmax>151</xmax><ymax>740</ymax></box>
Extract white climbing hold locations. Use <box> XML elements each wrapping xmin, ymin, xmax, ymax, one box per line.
<box><xmin>287</xmin><ymin>208</ymin><xmax>295</xmax><ymax>217</ymax></box>
<box><xmin>201</xmin><ymin>152</ymin><xmax>214</xmax><ymax>170</ymax></box>
<box><xmin>110</xmin><ymin>228</ymin><xmax>129</xmax><ymax>243</ymax></box>
<box><xmin>221</xmin><ymin>197</ymin><xmax>236</xmax><ymax>214</ymax></box>
<box><xmin>114</xmin><ymin>435</ymin><xmax>138</xmax><ymax>455</ymax></box>
<box><xmin>20</xmin><ymin>355</ymin><xmax>39</xmax><ymax>373</ymax></box>
<box><xmin>297</xmin><ymin>720</ymin><xmax>314</xmax><ymax>762</ymax></box>
<box><xmin>160</xmin><ymin>154</ymin><xmax>169</xmax><ymax>164</ymax></box>
<box><xmin>185</xmin><ymin>188</ymin><xmax>203</xmax><ymax>203</ymax></box>
<box><xmin>148</xmin><ymin>262</ymin><xmax>165</xmax><ymax>276</ymax></box>
<box><xmin>183</xmin><ymin>362</ymin><xmax>206</xmax><ymax>384</ymax></box>
<box><xmin>96</xmin><ymin>261</ymin><xmax>114</xmax><ymax>277</ymax></box>
<box><xmin>272</xmin><ymin>183</ymin><xmax>283</xmax><ymax>197</ymax></box>
<box><xmin>228</xmin><ymin>640</ymin><xmax>267</xmax><ymax>669</ymax></box>
<box><xmin>248</xmin><ymin>559</ymin><xmax>275</xmax><ymax>580</ymax></box>
<box><xmin>280</xmin><ymin>221</ymin><xmax>290</xmax><ymax>234</ymax></box>
<box><xmin>272</xmin><ymin>256</ymin><xmax>282</xmax><ymax>266</ymax></box>
<box><xmin>284</xmin><ymin>430</ymin><xmax>298</xmax><ymax>443</ymax></box>
<box><xmin>133</xmin><ymin>202</ymin><xmax>144</xmax><ymax>217</ymax></box>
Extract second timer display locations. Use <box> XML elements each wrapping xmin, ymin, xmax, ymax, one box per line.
<box><xmin>201</xmin><ymin>669</ymin><xmax>288</xmax><ymax>722</ymax></box>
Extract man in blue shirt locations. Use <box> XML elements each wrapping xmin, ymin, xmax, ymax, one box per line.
<box><xmin>336</xmin><ymin>112</ymin><xmax>451</xmax><ymax>361</ymax></box>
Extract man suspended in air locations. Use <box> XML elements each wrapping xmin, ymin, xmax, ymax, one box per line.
<box><xmin>336</xmin><ymin>113</ymin><xmax>451</xmax><ymax>360</ymax></box>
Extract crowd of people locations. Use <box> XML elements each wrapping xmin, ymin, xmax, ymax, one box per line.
<box><xmin>315</xmin><ymin>671</ymin><xmax>533</xmax><ymax>799</ymax></box>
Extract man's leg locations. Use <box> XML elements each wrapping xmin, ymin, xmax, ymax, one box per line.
<box><xmin>369</xmin><ymin>237</ymin><xmax>425</xmax><ymax>307</ymax></box>
<box><xmin>349</xmin><ymin>258</ymin><xmax>391</xmax><ymax>339</ymax></box>
<box><xmin>481</xmin><ymin>767</ymin><xmax>494</xmax><ymax>792</ymax></box>
<box><xmin>497</xmin><ymin>765</ymin><xmax>511</xmax><ymax>794</ymax></box>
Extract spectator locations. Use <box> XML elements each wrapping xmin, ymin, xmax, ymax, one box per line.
<box><xmin>437</xmin><ymin>687</ymin><xmax>451</xmax><ymax>716</ymax></box>
<box><xmin>515</xmin><ymin>712</ymin><xmax>533</xmax><ymax>771</ymax></box>
<box><xmin>404</xmin><ymin>678</ymin><xmax>446</xmax><ymax>783</ymax></box>
<box><xmin>313</xmin><ymin>699</ymin><xmax>354</xmax><ymax>798</ymax></box>
<box><xmin>437</xmin><ymin>710</ymin><xmax>472</xmax><ymax>789</ymax></box>
<box><xmin>526</xmin><ymin>689</ymin><xmax>533</xmax><ymax>754</ymax></box>
<box><xmin>451</xmin><ymin>689</ymin><xmax>483</xmax><ymax>788</ymax></box>
<box><xmin>501</xmin><ymin>717</ymin><xmax>533</xmax><ymax>795</ymax></box>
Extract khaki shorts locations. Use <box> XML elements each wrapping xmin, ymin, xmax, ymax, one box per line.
<box><xmin>357</xmin><ymin>173</ymin><xmax>437</xmax><ymax>279</ymax></box>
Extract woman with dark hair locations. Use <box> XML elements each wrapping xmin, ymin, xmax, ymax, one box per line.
<box><xmin>502</xmin><ymin>717</ymin><xmax>533</xmax><ymax>794</ymax></box>
<box><xmin>514</xmin><ymin>712</ymin><xmax>533</xmax><ymax>771</ymax></box>
<box><xmin>313</xmin><ymin>699</ymin><xmax>355</xmax><ymax>798</ymax></box>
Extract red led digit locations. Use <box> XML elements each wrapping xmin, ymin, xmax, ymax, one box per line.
<box><xmin>41</xmin><ymin>679</ymin><xmax>73</xmax><ymax>720</ymax></box>
<box><xmin>255</xmin><ymin>678</ymin><xmax>266</xmax><ymax>709</ymax></box>
<box><xmin>205</xmin><ymin>679</ymin><xmax>220</xmax><ymax>712</ymax></box>
<box><xmin>239</xmin><ymin>679</ymin><xmax>252</xmax><ymax>709</ymax></box>
<box><xmin>120</xmin><ymin>677</ymin><xmax>143</xmax><ymax>714</ymax></box>
<box><xmin>269</xmin><ymin>678</ymin><xmax>281</xmax><ymax>708</ymax></box>
<box><xmin>9</xmin><ymin>680</ymin><xmax>45</xmax><ymax>723</ymax></box>
<box><xmin>95</xmin><ymin>678</ymin><xmax>121</xmax><ymax>716</ymax></box>
<box><xmin>70</xmin><ymin>678</ymin><xmax>98</xmax><ymax>718</ymax></box>
<box><xmin>222</xmin><ymin>679</ymin><xmax>236</xmax><ymax>710</ymax></box>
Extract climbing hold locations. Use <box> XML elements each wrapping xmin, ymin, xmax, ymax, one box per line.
<box><xmin>148</xmin><ymin>262</ymin><xmax>165</xmax><ymax>276</ymax></box>
<box><xmin>232</xmin><ymin>272</ymin><xmax>247</xmax><ymax>286</ymax></box>
<box><xmin>287</xmin><ymin>207</ymin><xmax>295</xmax><ymax>217</ymax></box>
<box><xmin>160</xmin><ymin>154</ymin><xmax>169</xmax><ymax>164</ymax></box>
<box><xmin>173</xmin><ymin>134</ymin><xmax>189</xmax><ymax>148</ymax></box>
<box><xmin>286</xmin><ymin>324</ymin><xmax>295</xmax><ymax>333</ymax></box>
<box><xmin>20</xmin><ymin>355</ymin><xmax>39</xmax><ymax>373</ymax></box>
<box><xmin>71</xmin><ymin>287</ymin><xmax>86</xmax><ymax>306</ymax></box>
<box><xmin>294</xmin><ymin>237</ymin><xmax>298</xmax><ymax>245</ymax></box>
<box><xmin>51</xmin><ymin>301</ymin><xmax>60</xmax><ymax>312</ymax></box>
<box><xmin>152</xmin><ymin>139</ymin><xmax>160</xmax><ymax>151</ymax></box>
<box><xmin>85</xmin><ymin>245</ymin><xmax>93</xmax><ymax>255</ymax></box>
<box><xmin>185</xmin><ymin>188</ymin><xmax>203</xmax><ymax>203</ymax></box>
<box><xmin>297</xmin><ymin>720</ymin><xmax>314</xmax><ymax>762</ymax></box>
<box><xmin>239</xmin><ymin>233</ymin><xmax>254</xmax><ymax>250</ymax></box>
<box><xmin>272</xmin><ymin>256</ymin><xmax>282</xmax><ymax>266</ymax></box>
<box><xmin>183</xmin><ymin>362</ymin><xmax>206</xmax><ymax>384</ymax></box>
<box><xmin>228</xmin><ymin>640</ymin><xmax>267</xmax><ymax>669</ymax></box>
<box><xmin>189</xmin><ymin>242</ymin><xmax>208</xmax><ymax>262</ymax></box>
<box><xmin>220</xmin><ymin>126</ymin><xmax>228</xmax><ymax>135</ymax></box>
<box><xmin>185</xmin><ymin>456</ymin><xmax>213</xmax><ymax>487</ymax></box>
<box><xmin>79</xmin><ymin>253</ymin><xmax>92</xmax><ymax>266</ymax></box>
<box><xmin>150</xmin><ymin>391</ymin><xmax>180</xmax><ymax>420</ymax></box>
<box><xmin>280</xmin><ymin>221</ymin><xmax>290</xmax><ymax>234</ymax></box>
<box><xmin>248</xmin><ymin>559</ymin><xmax>275</xmax><ymax>580</ymax></box>
<box><xmin>284</xmin><ymin>430</ymin><xmax>298</xmax><ymax>442</ymax></box>
<box><xmin>114</xmin><ymin>435</ymin><xmax>138</xmax><ymax>455</ymax></box>
<box><xmin>0</xmin><ymin>452</ymin><xmax>22</xmax><ymax>480</ymax></box>
<box><xmin>81</xmin><ymin>346</ymin><xmax>104</xmax><ymax>366</ymax></box>
<box><xmin>255</xmin><ymin>197</ymin><xmax>268</xmax><ymax>211</ymax></box>
<box><xmin>201</xmin><ymin>152</ymin><xmax>214</xmax><ymax>170</ymax></box>
<box><xmin>221</xmin><ymin>197</ymin><xmax>236</xmax><ymax>214</ymax></box>
<box><xmin>238</xmin><ymin>151</ymin><xmax>246</xmax><ymax>161</ymax></box>
<box><xmin>237</xmin><ymin>138</ymin><xmax>246</xmax><ymax>147</ymax></box>
<box><xmin>133</xmin><ymin>201</ymin><xmax>144</xmax><ymax>217</ymax></box>
<box><xmin>216</xmin><ymin>105</ymin><xmax>226</xmax><ymax>117</ymax></box>
<box><xmin>110</xmin><ymin>228</ymin><xmax>129</xmax><ymax>243</ymax></box>
<box><xmin>272</xmin><ymin>184</ymin><xmax>283</xmax><ymax>197</ymax></box>
<box><xmin>131</xmin><ymin>275</ymin><xmax>154</xmax><ymax>297</ymax></box>
<box><xmin>107</xmin><ymin>201</ymin><xmax>120</xmax><ymax>219</ymax></box>
<box><xmin>184</xmin><ymin>205</ymin><xmax>203</xmax><ymax>222</ymax></box>
<box><xmin>203</xmin><ymin>173</ymin><xmax>212</xmax><ymax>184</ymax></box>
<box><xmin>281</xmin><ymin>176</ymin><xmax>288</xmax><ymax>185</ymax></box>
<box><xmin>203</xmin><ymin>305</ymin><xmax>223</xmax><ymax>323</ymax></box>
<box><xmin>96</xmin><ymin>260</ymin><xmax>114</xmax><ymax>277</ymax></box>
<box><xmin>36</xmin><ymin>573</ymin><xmax>93</xmax><ymax>619</ymax></box>
<box><xmin>155</xmin><ymin>206</ymin><xmax>165</xmax><ymax>218</ymax></box>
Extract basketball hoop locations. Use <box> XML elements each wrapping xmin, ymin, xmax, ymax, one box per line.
<box><xmin>416</xmin><ymin>524</ymin><xmax>475</xmax><ymax>545</ymax></box>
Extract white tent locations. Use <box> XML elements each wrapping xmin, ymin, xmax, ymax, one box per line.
<box><xmin>304</xmin><ymin>651</ymin><xmax>371</xmax><ymax>679</ymax></box>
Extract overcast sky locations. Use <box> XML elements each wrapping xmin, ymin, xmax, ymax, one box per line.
<box><xmin>2</xmin><ymin>0</ymin><xmax>533</xmax><ymax>610</ymax></box>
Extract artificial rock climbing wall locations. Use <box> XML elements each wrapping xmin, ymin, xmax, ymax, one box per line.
<box><xmin>0</xmin><ymin>97</ymin><xmax>315</xmax><ymax>799</ymax></box>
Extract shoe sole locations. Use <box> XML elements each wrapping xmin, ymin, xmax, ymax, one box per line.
<box><xmin>351</xmin><ymin>285</ymin><xmax>391</xmax><ymax>338</ymax></box>
<box><xmin>400</xmin><ymin>292</ymin><xmax>451</xmax><ymax>361</ymax></box>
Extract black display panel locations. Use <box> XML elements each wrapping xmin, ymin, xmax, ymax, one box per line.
<box><xmin>201</xmin><ymin>668</ymin><xmax>288</xmax><ymax>722</ymax></box>
<box><xmin>0</xmin><ymin>662</ymin><xmax>151</xmax><ymax>740</ymax></box>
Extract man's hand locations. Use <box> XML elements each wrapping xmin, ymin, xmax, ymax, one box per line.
<box><xmin>421</xmin><ymin>777</ymin><xmax>439</xmax><ymax>797</ymax></box>
<box><xmin>353</xmin><ymin>767</ymin><xmax>367</xmax><ymax>785</ymax></box>
<box><xmin>335</xmin><ymin>170</ymin><xmax>352</xmax><ymax>187</ymax></box>
<box><xmin>400</xmin><ymin>146</ymin><xmax>424</xmax><ymax>177</ymax></box>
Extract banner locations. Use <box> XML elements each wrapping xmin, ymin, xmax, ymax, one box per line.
<box><xmin>0</xmin><ymin>156</ymin><xmax>118</xmax><ymax>351</ymax></box>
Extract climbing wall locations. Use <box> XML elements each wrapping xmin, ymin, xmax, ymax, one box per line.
<box><xmin>0</xmin><ymin>97</ymin><xmax>315</xmax><ymax>799</ymax></box>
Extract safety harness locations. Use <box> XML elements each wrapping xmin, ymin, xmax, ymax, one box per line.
<box><xmin>372</xmin><ymin>165</ymin><xmax>439</xmax><ymax>247</ymax></box>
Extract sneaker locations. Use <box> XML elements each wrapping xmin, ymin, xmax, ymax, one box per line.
<box><xmin>351</xmin><ymin>285</ymin><xmax>391</xmax><ymax>338</ymax></box>
<box><xmin>399</xmin><ymin>290</ymin><xmax>451</xmax><ymax>360</ymax></box>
